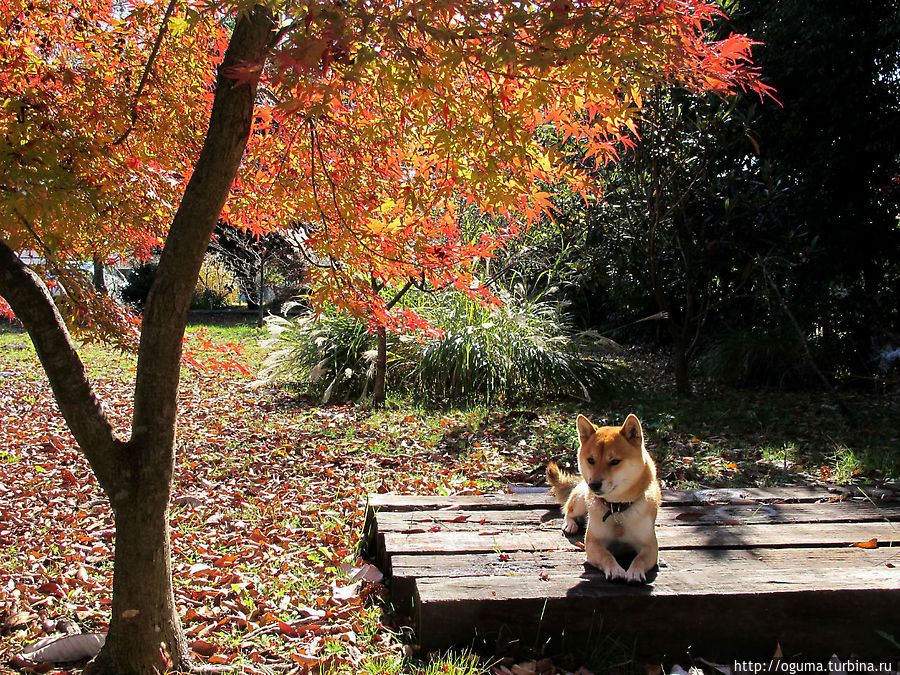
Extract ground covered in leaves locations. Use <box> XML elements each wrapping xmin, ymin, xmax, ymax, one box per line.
<box><xmin>1</xmin><ymin>321</ymin><xmax>898</xmax><ymax>674</ymax></box>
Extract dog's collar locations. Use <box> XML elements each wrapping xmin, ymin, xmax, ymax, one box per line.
<box><xmin>600</xmin><ymin>499</ymin><xmax>633</xmax><ymax>521</ymax></box>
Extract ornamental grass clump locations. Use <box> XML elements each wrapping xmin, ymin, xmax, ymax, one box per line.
<box><xmin>257</xmin><ymin>291</ymin><xmax>627</xmax><ymax>405</ymax></box>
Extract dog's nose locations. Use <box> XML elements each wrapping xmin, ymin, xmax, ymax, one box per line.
<box><xmin>588</xmin><ymin>481</ymin><xmax>604</xmax><ymax>494</ymax></box>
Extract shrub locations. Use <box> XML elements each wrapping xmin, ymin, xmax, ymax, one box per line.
<box><xmin>256</xmin><ymin>305</ymin><xmax>380</xmax><ymax>403</ymax></box>
<box><xmin>190</xmin><ymin>288</ymin><xmax>230</xmax><ymax>310</ymax></box>
<box><xmin>120</xmin><ymin>261</ymin><xmax>157</xmax><ymax>311</ymax></box>
<box><xmin>701</xmin><ymin>322</ymin><xmax>812</xmax><ymax>388</ymax></box>
<box><xmin>410</xmin><ymin>288</ymin><xmax>626</xmax><ymax>404</ymax></box>
<box><xmin>256</xmin><ymin>290</ymin><xmax>629</xmax><ymax>405</ymax></box>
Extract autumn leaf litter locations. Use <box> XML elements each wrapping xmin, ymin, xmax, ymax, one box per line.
<box><xmin>3</xmin><ymin>334</ymin><xmax>895</xmax><ymax>675</ymax></box>
<box><xmin>0</xmin><ymin>334</ymin><xmax>564</xmax><ymax>673</ymax></box>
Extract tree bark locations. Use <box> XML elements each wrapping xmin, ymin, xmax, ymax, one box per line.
<box><xmin>369</xmin><ymin>277</ymin><xmax>414</xmax><ymax>407</ymax></box>
<box><xmin>95</xmin><ymin>484</ymin><xmax>184</xmax><ymax>673</ymax></box>
<box><xmin>671</xmin><ymin>331</ymin><xmax>691</xmax><ymax>397</ymax></box>
<box><xmin>92</xmin><ymin>255</ymin><xmax>108</xmax><ymax>294</ymax></box>
<box><xmin>0</xmin><ymin>241</ymin><xmax>122</xmax><ymax>490</ymax></box>
<box><xmin>258</xmin><ymin>257</ymin><xmax>265</xmax><ymax>328</ymax></box>
<box><xmin>373</xmin><ymin>325</ymin><xmax>387</xmax><ymax>407</ymax></box>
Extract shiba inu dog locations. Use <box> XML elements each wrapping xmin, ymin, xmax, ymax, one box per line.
<box><xmin>546</xmin><ymin>414</ymin><xmax>661</xmax><ymax>583</ymax></box>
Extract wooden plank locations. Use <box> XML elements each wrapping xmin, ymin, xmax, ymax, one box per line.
<box><xmin>415</xmin><ymin>565</ymin><xmax>900</xmax><ymax>601</ymax></box>
<box><xmin>374</xmin><ymin>501</ymin><xmax>900</xmax><ymax>532</ymax></box>
<box><xmin>368</xmin><ymin>484</ymin><xmax>898</xmax><ymax>512</ymax></box>
<box><xmin>389</xmin><ymin>546</ymin><xmax>900</xmax><ymax>582</ymax></box>
<box><xmin>380</xmin><ymin>521</ymin><xmax>899</xmax><ymax>556</ymax></box>
<box><xmin>413</xmin><ymin>577</ymin><xmax>900</xmax><ymax>658</ymax></box>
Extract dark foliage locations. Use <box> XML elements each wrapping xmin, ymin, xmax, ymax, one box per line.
<box><xmin>120</xmin><ymin>261</ymin><xmax>158</xmax><ymax>312</ymax></box>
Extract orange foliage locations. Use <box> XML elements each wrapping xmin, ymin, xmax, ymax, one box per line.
<box><xmin>1</xmin><ymin>0</ymin><xmax>772</xmax><ymax>334</ymax></box>
<box><xmin>228</xmin><ymin>0</ymin><xmax>772</xmax><ymax>326</ymax></box>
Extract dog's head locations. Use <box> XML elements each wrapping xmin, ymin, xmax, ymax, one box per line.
<box><xmin>576</xmin><ymin>414</ymin><xmax>648</xmax><ymax>501</ymax></box>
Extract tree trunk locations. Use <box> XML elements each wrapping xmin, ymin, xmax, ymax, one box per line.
<box><xmin>671</xmin><ymin>331</ymin><xmax>691</xmax><ymax>397</ymax></box>
<box><xmin>92</xmin><ymin>255</ymin><xmax>108</xmax><ymax>295</ymax></box>
<box><xmin>258</xmin><ymin>258</ymin><xmax>265</xmax><ymax>328</ymax></box>
<box><xmin>373</xmin><ymin>325</ymin><xmax>387</xmax><ymax>407</ymax></box>
<box><xmin>88</xmin><ymin>476</ymin><xmax>186</xmax><ymax>673</ymax></box>
<box><xmin>108</xmin><ymin>7</ymin><xmax>274</xmax><ymax>673</ymax></box>
<box><xmin>368</xmin><ymin>277</ymin><xmax>414</xmax><ymax>407</ymax></box>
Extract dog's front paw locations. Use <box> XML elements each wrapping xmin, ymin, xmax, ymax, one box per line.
<box><xmin>561</xmin><ymin>518</ymin><xmax>579</xmax><ymax>534</ymax></box>
<box><xmin>602</xmin><ymin>563</ymin><xmax>628</xmax><ymax>581</ymax></box>
<box><xmin>624</xmin><ymin>565</ymin><xmax>647</xmax><ymax>584</ymax></box>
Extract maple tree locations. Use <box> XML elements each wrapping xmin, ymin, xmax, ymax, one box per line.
<box><xmin>1</xmin><ymin>0</ymin><xmax>770</xmax><ymax>672</ymax></box>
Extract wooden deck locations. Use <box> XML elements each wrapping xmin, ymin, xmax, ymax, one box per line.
<box><xmin>364</xmin><ymin>485</ymin><xmax>900</xmax><ymax>659</ymax></box>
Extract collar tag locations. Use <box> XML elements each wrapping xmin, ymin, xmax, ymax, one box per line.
<box><xmin>600</xmin><ymin>499</ymin><xmax>634</xmax><ymax>521</ymax></box>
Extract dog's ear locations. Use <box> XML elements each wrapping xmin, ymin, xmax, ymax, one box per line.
<box><xmin>576</xmin><ymin>414</ymin><xmax>597</xmax><ymax>446</ymax></box>
<box><xmin>620</xmin><ymin>414</ymin><xmax>644</xmax><ymax>446</ymax></box>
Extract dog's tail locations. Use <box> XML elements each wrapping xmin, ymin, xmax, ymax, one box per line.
<box><xmin>546</xmin><ymin>461</ymin><xmax>581</xmax><ymax>505</ymax></box>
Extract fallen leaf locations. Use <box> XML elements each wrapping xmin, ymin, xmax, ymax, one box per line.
<box><xmin>535</xmin><ymin>657</ymin><xmax>554</xmax><ymax>673</ymax></box>
<box><xmin>189</xmin><ymin>639</ymin><xmax>217</xmax><ymax>657</ymax></box>
<box><xmin>331</xmin><ymin>580</ymin><xmax>361</xmax><ymax>602</ymax></box>
<box><xmin>345</xmin><ymin>563</ymin><xmax>383</xmax><ymax>584</ymax></box>
<box><xmin>11</xmin><ymin>655</ymin><xmax>53</xmax><ymax>673</ymax></box>
<box><xmin>696</xmin><ymin>657</ymin><xmax>734</xmax><ymax>675</ymax></box>
<box><xmin>291</xmin><ymin>651</ymin><xmax>319</xmax><ymax>666</ymax></box>
<box><xmin>851</xmin><ymin>538</ymin><xmax>878</xmax><ymax>549</ymax></box>
<box><xmin>21</xmin><ymin>633</ymin><xmax>106</xmax><ymax>663</ymax></box>
<box><xmin>675</xmin><ymin>512</ymin><xmax>703</xmax><ymax>522</ymax></box>
<box><xmin>4</xmin><ymin>610</ymin><xmax>34</xmax><ymax>630</ymax></box>
<box><xmin>188</xmin><ymin>563</ymin><xmax>213</xmax><ymax>577</ymax></box>
<box><xmin>277</xmin><ymin>621</ymin><xmax>298</xmax><ymax>638</ymax></box>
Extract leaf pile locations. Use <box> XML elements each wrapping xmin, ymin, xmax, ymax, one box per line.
<box><xmin>0</xmin><ymin>335</ymin><xmax>558</xmax><ymax>673</ymax></box>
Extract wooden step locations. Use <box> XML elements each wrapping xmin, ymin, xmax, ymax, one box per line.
<box><xmin>364</xmin><ymin>485</ymin><xmax>900</xmax><ymax>659</ymax></box>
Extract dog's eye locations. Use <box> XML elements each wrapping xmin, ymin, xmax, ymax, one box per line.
<box><xmin>609</xmin><ymin>458</ymin><xmax>621</xmax><ymax>466</ymax></box>
<box><xmin>586</xmin><ymin>457</ymin><xmax>595</xmax><ymax>465</ymax></box>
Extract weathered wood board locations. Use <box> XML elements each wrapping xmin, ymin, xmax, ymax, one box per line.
<box><xmin>364</xmin><ymin>485</ymin><xmax>900</xmax><ymax>659</ymax></box>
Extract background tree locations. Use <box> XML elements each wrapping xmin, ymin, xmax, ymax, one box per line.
<box><xmin>1</xmin><ymin>0</ymin><xmax>769</xmax><ymax>672</ymax></box>
<box><xmin>209</xmin><ymin>222</ymin><xmax>303</xmax><ymax>326</ymax></box>
<box><xmin>727</xmin><ymin>0</ymin><xmax>900</xmax><ymax>375</ymax></box>
<box><xmin>510</xmin><ymin>0</ymin><xmax>900</xmax><ymax>392</ymax></box>
<box><xmin>588</xmin><ymin>90</ymin><xmax>786</xmax><ymax>395</ymax></box>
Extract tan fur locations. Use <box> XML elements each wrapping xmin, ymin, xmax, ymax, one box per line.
<box><xmin>546</xmin><ymin>414</ymin><xmax>661</xmax><ymax>583</ymax></box>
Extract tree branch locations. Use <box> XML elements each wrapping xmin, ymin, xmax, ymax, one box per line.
<box><xmin>113</xmin><ymin>0</ymin><xmax>179</xmax><ymax>146</ymax></box>
<box><xmin>131</xmin><ymin>5</ymin><xmax>276</xmax><ymax>448</ymax></box>
<box><xmin>0</xmin><ymin>238</ymin><xmax>121</xmax><ymax>490</ymax></box>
